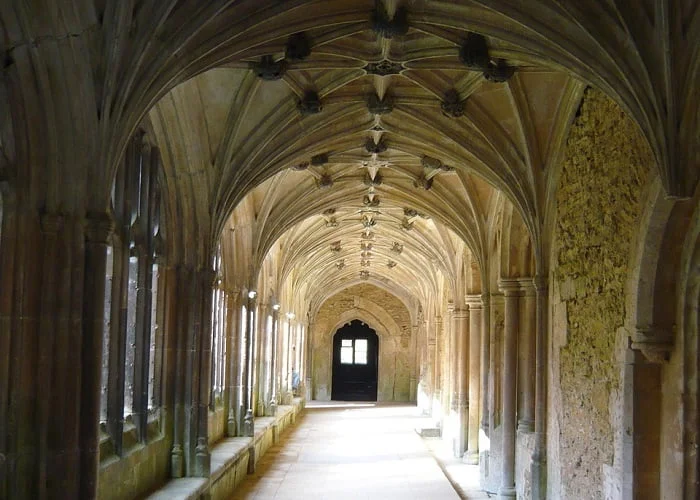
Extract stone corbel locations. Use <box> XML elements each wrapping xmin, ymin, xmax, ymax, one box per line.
<box><xmin>630</xmin><ymin>326</ymin><xmax>674</xmax><ymax>363</ymax></box>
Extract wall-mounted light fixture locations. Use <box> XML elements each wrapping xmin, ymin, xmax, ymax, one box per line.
<box><xmin>248</xmin><ymin>290</ymin><xmax>257</xmax><ymax>299</ymax></box>
<box><xmin>272</xmin><ymin>304</ymin><xmax>281</xmax><ymax>311</ymax></box>
<box><xmin>286</xmin><ymin>312</ymin><xmax>296</xmax><ymax>320</ymax></box>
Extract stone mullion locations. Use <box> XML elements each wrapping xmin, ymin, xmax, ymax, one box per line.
<box><xmin>498</xmin><ymin>279</ymin><xmax>521</xmax><ymax>500</ymax></box>
<box><xmin>132</xmin><ymin>245</ymin><xmax>150</xmax><ymax>442</ymax></box>
<box><xmin>133</xmin><ymin>144</ymin><xmax>156</xmax><ymax>443</ymax></box>
<box><xmin>226</xmin><ymin>289</ymin><xmax>241</xmax><ymax>436</ymax></box>
<box><xmin>80</xmin><ymin>213</ymin><xmax>114</xmax><ymax>498</ymax></box>
<box><xmin>106</xmin><ymin>146</ymin><xmax>135</xmax><ymax>456</ymax></box>
<box><xmin>152</xmin><ymin>261</ymin><xmax>168</xmax><ymax>410</ymax></box>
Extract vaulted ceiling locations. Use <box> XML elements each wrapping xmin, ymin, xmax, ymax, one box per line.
<box><xmin>2</xmin><ymin>0</ymin><xmax>697</xmax><ymax>307</ymax></box>
<box><xmin>146</xmin><ymin>1</ymin><xmax>586</xmax><ymax>304</ymax></box>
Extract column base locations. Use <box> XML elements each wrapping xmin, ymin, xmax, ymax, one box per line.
<box><xmin>194</xmin><ymin>438</ymin><xmax>210</xmax><ymax>477</ymax></box>
<box><xmin>463</xmin><ymin>450</ymin><xmax>479</xmax><ymax>465</ymax></box>
<box><xmin>243</xmin><ymin>409</ymin><xmax>255</xmax><ymax>437</ymax></box>
<box><xmin>517</xmin><ymin>419</ymin><xmax>535</xmax><ymax>433</ymax></box>
<box><xmin>498</xmin><ymin>486</ymin><xmax>516</xmax><ymax>499</ymax></box>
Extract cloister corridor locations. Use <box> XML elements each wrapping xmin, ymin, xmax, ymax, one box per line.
<box><xmin>1</xmin><ymin>1</ymin><xmax>699</xmax><ymax>499</ymax></box>
<box><xmin>229</xmin><ymin>403</ymin><xmax>486</xmax><ymax>500</ymax></box>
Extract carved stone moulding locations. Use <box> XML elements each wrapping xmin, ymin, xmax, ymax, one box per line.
<box><xmin>365</xmin><ymin>137</ymin><xmax>388</xmax><ymax>154</ymax></box>
<box><xmin>364</xmin><ymin>173</ymin><xmax>383</xmax><ymax>186</ymax></box>
<box><xmin>251</xmin><ymin>55</ymin><xmax>287</xmax><ymax>81</ymax></box>
<box><xmin>367</xmin><ymin>93</ymin><xmax>394</xmax><ymax>115</ymax></box>
<box><xmin>363</xmin><ymin>195</ymin><xmax>380</xmax><ymax>207</ymax></box>
<box><xmin>360</xmin><ymin>270</ymin><xmax>370</xmax><ymax>279</ymax></box>
<box><xmin>286</xmin><ymin>32</ymin><xmax>311</xmax><ymax>61</ymax></box>
<box><xmin>371</xmin><ymin>4</ymin><xmax>409</xmax><ymax>39</ymax></box>
<box><xmin>459</xmin><ymin>32</ymin><xmax>490</xmax><ymax>71</ymax></box>
<box><xmin>391</xmin><ymin>242</ymin><xmax>403</xmax><ymax>254</ymax></box>
<box><xmin>484</xmin><ymin>59</ymin><xmax>515</xmax><ymax>82</ymax></box>
<box><xmin>414</xmin><ymin>175</ymin><xmax>433</xmax><ymax>190</ymax></box>
<box><xmin>298</xmin><ymin>90</ymin><xmax>322</xmax><ymax>115</ymax></box>
<box><xmin>330</xmin><ymin>241</ymin><xmax>342</xmax><ymax>252</ymax></box>
<box><xmin>441</xmin><ymin>89</ymin><xmax>464</xmax><ymax>118</ymax></box>
<box><xmin>631</xmin><ymin>326</ymin><xmax>674</xmax><ymax>363</ymax></box>
<box><xmin>317</xmin><ymin>174</ymin><xmax>333</xmax><ymax>189</ymax></box>
<box><xmin>387</xmin><ymin>260</ymin><xmax>397</xmax><ymax>268</ymax></box>
<box><xmin>365</xmin><ymin>59</ymin><xmax>404</xmax><ymax>76</ymax></box>
<box><xmin>311</xmin><ymin>153</ymin><xmax>329</xmax><ymax>166</ymax></box>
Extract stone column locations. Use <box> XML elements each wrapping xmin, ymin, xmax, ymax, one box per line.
<box><xmin>480</xmin><ymin>293</ymin><xmax>490</xmax><ymax>432</ymax></box>
<box><xmin>518</xmin><ymin>280</ymin><xmax>536</xmax><ymax>432</ymax></box>
<box><xmin>80</xmin><ymin>213</ymin><xmax>114</xmax><ymax>498</ymax></box>
<box><xmin>451</xmin><ymin>307</ymin><xmax>469</xmax><ymax>457</ymax></box>
<box><xmin>241</xmin><ymin>290</ymin><xmax>257</xmax><ymax>436</ymax></box>
<box><xmin>268</xmin><ymin>306</ymin><xmax>280</xmax><ymax>415</ymax></box>
<box><xmin>432</xmin><ymin>315</ymin><xmax>444</xmax><ymax>419</ymax></box>
<box><xmin>498</xmin><ymin>279</ymin><xmax>521</xmax><ymax>499</ymax></box>
<box><xmin>531</xmin><ymin>275</ymin><xmax>548</xmax><ymax>499</ymax></box>
<box><xmin>226</xmin><ymin>289</ymin><xmax>241</xmax><ymax>436</ymax></box>
<box><xmin>465</xmin><ymin>295</ymin><xmax>482</xmax><ymax>464</ymax></box>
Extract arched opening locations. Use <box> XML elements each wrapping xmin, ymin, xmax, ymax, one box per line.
<box><xmin>331</xmin><ymin>320</ymin><xmax>379</xmax><ymax>401</ymax></box>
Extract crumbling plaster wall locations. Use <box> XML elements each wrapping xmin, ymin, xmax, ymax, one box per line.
<box><xmin>311</xmin><ymin>284</ymin><xmax>415</xmax><ymax>402</ymax></box>
<box><xmin>548</xmin><ymin>88</ymin><xmax>652</xmax><ymax>499</ymax></box>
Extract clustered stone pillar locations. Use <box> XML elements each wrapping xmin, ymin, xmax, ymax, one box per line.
<box><xmin>452</xmin><ymin>306</ymin><xmax>469</xmax><ymax>457</ymax></box>
<box><xmin>227</xmin><ymin>289</ymin><xmax>242</xmax><ymax>436</ymax></box>
<box><xmin>81</xmin><ymin>213</ymin><xmax>115</xmax><ymax>497</ymax></box>
<box><xmin>480</xmin><ymin>293</ymin><xmax>490</xmax><ymax>434</ymax></box>
<box><xmin>241</xmin><ymin>291</ymin><xmax>257</xmax><ymax>437</ymax></box>
<box><xmin>531</xmin><ymin>275</ymin><xmax>548</xmax><ymax>499</ymax></box>
<box><xmin>465</xmin><ymin>295</ymin><xmax>482</xmax><ymax>464</ymax></box>
<box><xmin>518</xmin><ymin>281</ymin><xmax>536</xmax><ymax>432</ymax></box>
<box><xmin>268</xmin><ymin>306</ymin><xmax>280</xmax><ymax>416</ymax></box>
<box><xmin>498</xmin><ymin>279</ymin><xmax>521</xmax><ymax>499</ymax></box>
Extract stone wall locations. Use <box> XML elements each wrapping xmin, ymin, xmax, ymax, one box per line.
<box><xmin>549</xmin><ymin>88</ymin><xmax>652</xmax><ymax>498</ymax></box>
<box><xmin>311</xmin><ymin>284</ymin><xmax>415</xmax><ymax>402</ymax></box>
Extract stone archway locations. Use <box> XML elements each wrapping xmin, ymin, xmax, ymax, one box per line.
<box><xmin>310</xmin><ymin>288</ymin><xmax>416</xmax><ymax>403</ymax></box>
<box><xmin>331</xmin><ymin>320</ymin><xmax>379</xmax><ymax>401</ymax></box>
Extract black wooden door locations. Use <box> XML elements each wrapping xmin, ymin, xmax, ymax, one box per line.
<box><xmin>331</xmin><ymin>320</ymin><xmax>378</xmax><ymax>401</ymax></box>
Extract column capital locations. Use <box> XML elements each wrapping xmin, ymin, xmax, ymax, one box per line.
<box><xmin>630</xmin><ymin>326</ymin><xmax>674</xmax><ymax>363</ymax></box>
<box><xmin>452</xmin><ymin>307</ymin><xmax>469</xmax><ymax>320</ymax></box>
<box><xmin>498</xmin><ymin>278</ymin><xmax>523</xmax><ymax>296</ymax></box>
<box><xmin>40</xmin><ymin>212</ymin><xmax>65</xmax><ymax>235</ymax></box>
<box><xmin>465</xmin><ymin>294</ymin><xmax>483</xmax><ymax>310</ymax></box>
<box><xmin>446</xmin><ymin>301</ymin><xmax>455</xmax><ymax>314</ymax></box>
<box><xmin>84</xmin><ymin>212</ymin><xmax>114</xmax><ymax>243</ymax></box>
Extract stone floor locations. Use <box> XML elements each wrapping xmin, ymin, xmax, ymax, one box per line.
<box><xmin>230</xmin><ymin>402</ymin><xmax>490</xmax><ymax>499</ymax></box>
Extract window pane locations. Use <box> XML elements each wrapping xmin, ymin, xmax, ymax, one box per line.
<box><xmin>355</xmin><ymin>339</ymin><xmax>367</xmax><ymax>352</ymax></box>
<box><xmin>342</xmin><ymin>339</ymin><xmax>352</xmax><ymax>347</ymax></box>
<box><xmin>340</xmin><ymin>346</ymin><xmax>353</xmax><ymax>364</ymax></box>
<box><xmin>123</xmin><ymin>255</ymin><xmax>139</xmax><ymax>418</ymax></box>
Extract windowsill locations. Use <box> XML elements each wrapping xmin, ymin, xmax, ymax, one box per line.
<box><xmin>99</xmin><ymin>408</ymin><xmax>163</xmax><ymax>466</ymax></box>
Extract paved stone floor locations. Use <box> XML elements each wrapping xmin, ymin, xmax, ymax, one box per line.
<box><xmin>231</xmin><ymin>402</ymin><xmax>489</xmax><ymax>499</ymax></box>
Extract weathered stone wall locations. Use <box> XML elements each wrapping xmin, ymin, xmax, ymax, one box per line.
<box><xmin>311</xmin><ymin>284</ymin><xmax>415</xmax><ymax>402</ymax></box>
<box><xmin>549</xmin><ymin>88</ymin><xmax>652</xmax><ymax>499</ymax></box>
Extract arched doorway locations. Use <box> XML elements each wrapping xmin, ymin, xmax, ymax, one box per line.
<box><xmin>331</xmin><ymin>319</ymin><xmax>379</xmax><ymax>401</ymax></box>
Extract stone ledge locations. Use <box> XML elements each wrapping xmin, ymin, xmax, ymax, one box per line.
<box><xmin>145</xmin><ymin>399</ymin><xmax>304</xmax><ymax>500</ymax></box>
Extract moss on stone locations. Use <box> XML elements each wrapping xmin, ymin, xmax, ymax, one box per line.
<box><xmin>554</xmin><ymin>87</ymin><xmax>652</xmax><ymax>497</ymax></box>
